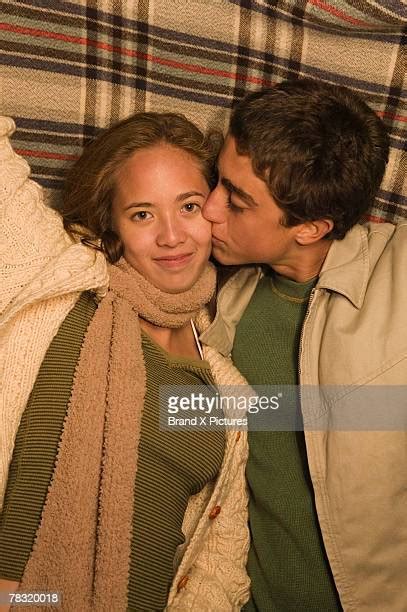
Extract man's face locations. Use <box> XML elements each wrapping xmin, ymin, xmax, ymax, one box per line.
<box><xmin>203</xmin><ymin>135</ymin><xmax>300</xmax><ymax>268</ymax></box>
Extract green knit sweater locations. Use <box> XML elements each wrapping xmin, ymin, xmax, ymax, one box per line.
<box><xmin>232</xmin><ymin>270</ymin><xmax>342</xmax><ymax>611</ymax></box>
<box><xmin>0</xmin><ymin>292</ymin><xmax>224</xmax><ymax>611</ymax></box>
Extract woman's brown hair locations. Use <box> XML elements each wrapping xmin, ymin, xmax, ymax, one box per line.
<box><xmin>61</xmin><ymin>112</ymin><xmax>222</xmax><ymax>262</ymax></box>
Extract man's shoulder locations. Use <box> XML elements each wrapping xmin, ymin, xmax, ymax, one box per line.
<box><xmin>215</xmin><ymin>264</ymin><xmax>259</xmax><ymax>291</ymax></box>
<box><xmin>322</xmin><ymin>221</ymin><xmax>406</xmax><ymax>279</ymax></box>
<box><xmin>323</xmin><ymin>220</ymin><xmax>407</xmax><ymax>307</ymax></box>
<box><xmin>365</xmin><ymin>220</ymin><xmax>407</xmax><ymax>242</ymax></box>
<box><xmin>200</xmin><ymin>265</ymin><xmax>262</xmax><ymax>357</ymax></box>
<box><xmin>364</xmin><ymin>221</ymin><xmax>407</xmax><ymax>270</ymax></box>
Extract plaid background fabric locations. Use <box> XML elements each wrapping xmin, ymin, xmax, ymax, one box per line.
<box><xmin>1</xmin><ymin>0</ymin><xmax>406</xmax><ymax>221</ymax></box>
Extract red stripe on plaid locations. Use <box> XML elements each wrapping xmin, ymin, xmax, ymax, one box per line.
<box><xmin>308</xmin><ymin>0</ymin><xmax>374</xmax><ymax>27</ymax></box>
<box><xmin>0</xmin><ymin>22</ymin><xmax>275</xmax><ymax>86</ymax></box>
<box><xmin>377</xmin><ymin>111</ymin><xmax>407</xmax><ymax>123</ymax></box>
<box><xmin>366</xmin><ymin>215</ymin><xmax>387</xmax><ymax>223</ymax></box>
<box><xmin>15</xmin><ymin>148</ymin><xmax>79</xmax><ymax>161</ymax></box>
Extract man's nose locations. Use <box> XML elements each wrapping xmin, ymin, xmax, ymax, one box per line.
<box><xmin>203</xmin><ymin>186</ymin><xmax>228</xmax><ymax>224</ymax></box>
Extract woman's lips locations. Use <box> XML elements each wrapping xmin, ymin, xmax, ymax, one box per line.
<box><xmin>153</xmin><ymin>253</ymin><xmax>194</xmax><ymax>269</ymax></box>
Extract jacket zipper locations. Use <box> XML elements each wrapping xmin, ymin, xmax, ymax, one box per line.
<box><xmin>298</xmin><ymin>287</ymin><xmax>316</xmax><ymax>423</ymax></box>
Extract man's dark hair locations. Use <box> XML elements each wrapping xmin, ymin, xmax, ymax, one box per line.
<box><xmin>229</xmin><ymin>79</ymin><xmax>389</xmax><ymax>239</ymax></box>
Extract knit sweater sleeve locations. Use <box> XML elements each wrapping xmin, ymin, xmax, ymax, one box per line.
<box><xmin>0</xmin><ymin>117</ymin><xmax>109</xmax><ymax>513</ymax></box>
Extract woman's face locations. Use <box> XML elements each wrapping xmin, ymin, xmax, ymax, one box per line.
<box><xmin>111</xmin><ymin>143</ymin><xmax>212</xmax><ymax>293</ymax></box>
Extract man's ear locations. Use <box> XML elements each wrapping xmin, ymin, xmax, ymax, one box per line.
<box><xmin>294</xmin><ymin>219</ymin><xmax>334</xmax><ymax>245</ymax></box>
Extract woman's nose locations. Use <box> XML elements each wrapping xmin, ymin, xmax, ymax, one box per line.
<box><xmin>202</xmin><ymin>187</ymin><xmax>228</xmax><ymax>224</ymax></box>
<box><xmin>156</xmin><ymin>218</ymin><xmax>186</xmax><ymax>247</ymax></box>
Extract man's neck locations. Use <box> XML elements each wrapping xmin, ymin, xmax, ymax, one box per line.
<box><xmin>269</xmin><ymin>240</ymin><xmax>332</xmax><ymax>283</ymax></box>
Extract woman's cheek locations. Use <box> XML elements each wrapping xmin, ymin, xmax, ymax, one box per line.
<box><xmin>195</xmin><ymin>215</ymin><xmax>212</xmax><ymax>242</ymax></box>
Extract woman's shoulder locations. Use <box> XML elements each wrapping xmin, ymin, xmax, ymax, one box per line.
<box><xmin>0</xmin><ymin>117</ymin><xmax>109</xmax><ymax>325</ymax></box>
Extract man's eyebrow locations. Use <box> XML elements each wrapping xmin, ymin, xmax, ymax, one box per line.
<box><xmin>221</xmin><ymin>178</ymin><xmax>258</xmax><ymax>207</ymax></box>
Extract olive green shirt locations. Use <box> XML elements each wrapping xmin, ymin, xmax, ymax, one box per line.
<box><xmin>232</xmin><ymin>270</ymin><xmax>341</xmax><ymax>611</ymax></box>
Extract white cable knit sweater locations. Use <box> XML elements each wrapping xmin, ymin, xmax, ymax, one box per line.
<box><xmin>0</xmin><ymin>117</ymin><xmax>109</xmax><ymax>509</ymax></box>
<box><xmin>0</xmin><ymin>118</ymin><xmax>251</xmax><ymax>608</ymax></box>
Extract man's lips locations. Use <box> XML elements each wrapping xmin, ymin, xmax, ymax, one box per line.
<box><xmin>211</xmin><ymin>235</ymin><xmax>225</xmax><ymax>245</ymax></box>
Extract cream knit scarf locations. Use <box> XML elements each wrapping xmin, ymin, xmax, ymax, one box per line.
<box><xmin>18</xmin><ymin>258</ymin><xmax>216</xmax><ymax>611</ymax></box>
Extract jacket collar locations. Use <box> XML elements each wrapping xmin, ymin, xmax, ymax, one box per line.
<box><xmin>318</xmin><ymin>222</ymin><xmax>397</xmax><ymax>308</ymax></box>
<box><xmin>201</xmin><ymin>223</ymin><xmax>396</xmax><ymax>356</ymax></box>
<box><xmin>317</xmin><ymin>224</ymin><xmax>369</xmax><ymax>309</ymax></box>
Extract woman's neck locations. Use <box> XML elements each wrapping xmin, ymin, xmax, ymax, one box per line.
<box><xmin>139</xmin><ymin>318</ymin><xmax>202</xmax><ymax>360</ymax></box>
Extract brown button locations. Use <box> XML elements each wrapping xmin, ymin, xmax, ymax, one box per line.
<box><xmin>208</xmin><ymin>505</ymin><xmax>221</xmax><ymax>519</ymax></box>
<box><xmin>177</xmin><ymin>575</ymin><xmax>189</xmax><ymax>592</ymax></box>
<box><xmin>236</xmin><ymin>431</ymin><xmax>241</xmax><ymax>441</ymax></box>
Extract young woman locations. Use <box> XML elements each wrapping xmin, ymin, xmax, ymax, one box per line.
<box><xmin>0</xmin><ymin>113</ymin><xmax>250</xmax><ymax>611</ymax></box>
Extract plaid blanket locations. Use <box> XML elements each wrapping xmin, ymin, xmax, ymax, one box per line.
<box><xmin>1</xmin><ymin>0</ymin><xmax>406</xmax><ymax>221</ymax></box>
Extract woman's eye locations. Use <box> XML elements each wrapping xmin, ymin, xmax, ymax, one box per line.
<box><xmin>182</xmin><ymin>202</ymin><xmax>200</xmax><ymax>213</ymax></box>
<box><xmin>132</xmin><ymin>210</ymin><xmax>152</xmax><ymax>221</ymax></box>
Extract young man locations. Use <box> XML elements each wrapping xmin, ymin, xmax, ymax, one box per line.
<box><xmin>201</xmin><ymin>79</ymin><xmax>407</xmax><ymax>611</ymax></box>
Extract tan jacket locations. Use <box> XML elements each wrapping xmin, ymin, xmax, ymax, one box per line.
<box><xmin>201</xmin><ymin>222</ymin><xmax>407</xmax><ymax>612</ymax></box>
